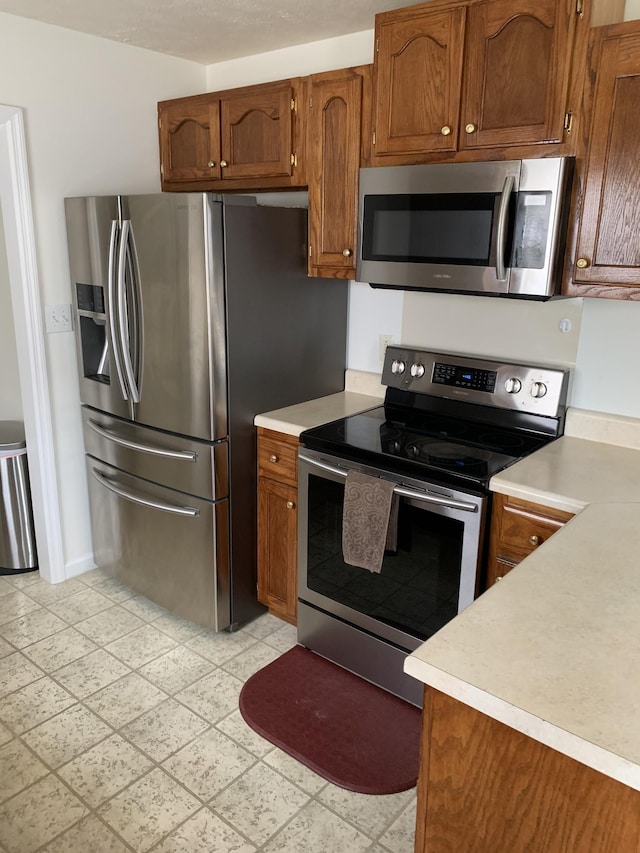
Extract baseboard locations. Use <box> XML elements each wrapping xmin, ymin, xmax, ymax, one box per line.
<box><xmin>64</xmin><ymin>553</ymin><xmax>96</xmax><ymax>581</ymax></box>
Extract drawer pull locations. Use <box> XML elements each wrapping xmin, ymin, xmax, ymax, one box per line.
<box><xmin>286</xmin><ymin>501</ymin><xmax>295</xmax><ymax>510</ymax></box>
<box><xmin>269</xmin><ymin>454</ymin><xmax>278</xmax><ymax>463</ymax></box>
<box><xmin>529</xmin><ymin>535</ymin><xmax>540</xmax><ymax>546</ymax></box>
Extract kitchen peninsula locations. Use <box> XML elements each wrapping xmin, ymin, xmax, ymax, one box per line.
<box><xmin>406</xmin><ymin>408</ymin><xmax>640</xmax><ymax>852</ymax></box>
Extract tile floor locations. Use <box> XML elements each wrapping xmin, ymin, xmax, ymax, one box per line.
<box><xmin>0</xmin><ymin>568</ymin><xmax>417</xmax><ymax>852</ymax></box>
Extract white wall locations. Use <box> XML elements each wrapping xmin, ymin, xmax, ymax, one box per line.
<box><xmin>0</xmin><ymin>12</ymin><xmax>206</xmax><ymax>576</ymax></box>
<box><xmin>206</xmin><ymin>30</ymin><xmax>375</xmax><ymax>89</ymax></box>
<box><xmin>0</xmin><ymin>200</ymin><xmax>22</xmax><ymax>420</ymax></box>
<box><xmin>572</xmin><ymin>300</ymin><xmax>640</xmax><ymax>418</ymax></box>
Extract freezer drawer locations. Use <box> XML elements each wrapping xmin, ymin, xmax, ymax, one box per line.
<box><xmin>86</xmin><ymin>456</ymin><xmax>230</xmax><ymax>630</ymax></box>
<box><xmin>82</xmin><ymin>406</ymin><xmax>227</xmax><ymax>501</ymax></box>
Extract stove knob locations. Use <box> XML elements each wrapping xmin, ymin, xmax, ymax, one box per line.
<box><xmin>531</xmin><ymin>381</ymin><xmax>548</xmax><ymax>399</ymax></box>
<box><xmin>504</xmin><ymin>377</ymin><xmax>522</xmax><ymax>394</ymax></box>
<box><xmin>391</xmin><ymin>359</ymin><xmax>406</xmax><ymax>375</ymax></box>
<box><xmin>410</xmin><ymin>362</ymin><xmax>425</xmax><ymax>378</ymax></box>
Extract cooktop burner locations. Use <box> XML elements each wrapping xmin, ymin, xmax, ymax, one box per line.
<box><xmin>300</xmin><ymin>347</ymin><xmax>570</xmax><ymax>490</ymax></box>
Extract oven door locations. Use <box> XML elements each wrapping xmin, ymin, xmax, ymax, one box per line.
<box><xmin>296</xmin><ymin>448</ymin><xmax>487</xmax><ymax>704</ymax></box>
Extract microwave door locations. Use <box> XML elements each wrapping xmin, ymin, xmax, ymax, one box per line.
<box><xmin>359</xmin><ymin>192</ymin><xmax>513</xmax><ymax>295</ymax></box>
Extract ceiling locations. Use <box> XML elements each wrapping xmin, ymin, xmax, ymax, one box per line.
<box><xmin>0</xmin><ymin>0</ymin><xmax>416</xmax><ymax>65</ymax></box>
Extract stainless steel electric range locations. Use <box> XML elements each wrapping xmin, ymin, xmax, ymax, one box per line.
<box><xmin>296</xmin><ymin>346</ymin><xmax>570</xmax><ymax>706</ymax></box>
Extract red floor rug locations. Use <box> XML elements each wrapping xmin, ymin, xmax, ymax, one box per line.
<box><xmin>239</xmin><ymin>644</ymin><xmax>422</xmax><ymax>794</ymax></box>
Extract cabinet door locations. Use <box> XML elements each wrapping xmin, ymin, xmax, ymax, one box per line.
<box><xmin>257</xmin><ymin>477</ymin><xmax>298</xmax><ymax>624</ymax></box>
<box><xmin>220</xmin><ymin>81</ymin><xmax>295</xmax><ymax>180</ymax></box>
<box><xmin>373</xmin><ymin>5</ymin><xmax>467</xmax><ymax>157</ymax></box>
<box><xmin>571</xmin><ymin>23</ymin><xmax>640</xmax><ymax>295</ymax></box>
<box><xmin>158</xmin><ymin>99</ymin><xmax>221</xmax><ymax>182</ymax></box>
<box><xmin>460</xmin><ymin>0</ymin><xmax>575</xmax><ymax>150</ymax></box>
<box><xmin>308</xmin><ymin>68</ymin><xmax>369</xmax><ymax>278</ymax></box>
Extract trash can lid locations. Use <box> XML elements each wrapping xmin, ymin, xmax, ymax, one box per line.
<box><xmin>0</xmin><ymin>421</ymin><xmax>26</xmax><ymax>451</ymax></box>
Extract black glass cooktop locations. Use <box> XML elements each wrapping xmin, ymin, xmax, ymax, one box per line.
<box><xmin>300</xmin><ymin>403</ymin><xmax>553</xmax><ymax>488</ymax></box>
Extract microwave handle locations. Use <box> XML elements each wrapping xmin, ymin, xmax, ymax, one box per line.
<box><xmin>495</xmin><ymin>174</ymin><xmax>515</xmax><ymax>282</ymax></box>
<box><xmin>299</xmin><ymin>451</ymin><xmax>478</xmax><ymax>513</ymax></box>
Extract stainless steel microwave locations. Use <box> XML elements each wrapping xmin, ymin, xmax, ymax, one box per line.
<box><xmin>356</xmin><ymin>157</ymin><xmax>573</xmax><ymax>299</ymax></box>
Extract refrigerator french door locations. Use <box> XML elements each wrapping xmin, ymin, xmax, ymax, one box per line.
<box><xmin>66</xmin><ymin>193</ymin><xmax>348</xmax><ymax>630</ymax></box>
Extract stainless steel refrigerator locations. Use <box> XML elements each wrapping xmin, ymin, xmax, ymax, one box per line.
<box><xmin>65</xmin><ymin>193</ymin><xmax>347</xmax><ymax>630</ymax></box>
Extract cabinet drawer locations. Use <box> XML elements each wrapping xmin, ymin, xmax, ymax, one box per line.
<box><xmin>257</xmin><ymin>431</ymin><xmax>298</xmax><ymax>486</ymax></box>
<box><xmin>500</xmin><ymin>508</ymin><xmax>567</xmax><ymax>559</ymax></box>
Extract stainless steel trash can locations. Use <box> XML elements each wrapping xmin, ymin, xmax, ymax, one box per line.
<box><xmin>0</xmin><ymin>421</ymin><xmax>38</xmax><ymax>574</ymax></box>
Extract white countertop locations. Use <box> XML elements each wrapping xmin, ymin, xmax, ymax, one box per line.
<box><xmin>254</xmin><ymin>391</ymin><xmax>383</xmax><ymax>437</ymax></box>
<box><xmin>405</xmin><ymin>502</ymin><xmax>640</xmax><ymax>790</ymax></box>
<box><xmin>254</xmin><ymin>369</ymin><xmax>384</xmax><ymax>436</ymax></box>
<box><xmin>406</xmin><ymin>410</ymin><xmax>640</xmax><ymax>791</ymax></box>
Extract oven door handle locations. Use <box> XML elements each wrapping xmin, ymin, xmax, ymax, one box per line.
<box><xmin>299</xmin><ymin>452</ymin><xmax>479</xmax><ymax>513</ymax></box>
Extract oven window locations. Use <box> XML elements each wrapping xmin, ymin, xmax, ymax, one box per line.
<box><xmin>305</xmin><ymin>475</ymin><xmax>463</xmax><ymax>642</ymax></box>
<box><xmin>362</xmin><ymin>193</ymin><xmax>499</xmax><ymax>265</ymax></box>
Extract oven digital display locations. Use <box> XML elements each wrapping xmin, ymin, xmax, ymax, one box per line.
<box><xmin>433</xmin><ymin>362</ymin><xmax>497</xmax><ymax>392</ymax></box>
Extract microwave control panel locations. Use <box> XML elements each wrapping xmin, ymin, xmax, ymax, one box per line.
<box><xmin>512</xmin><ymin>192</ymin><xmax>552</xmax><ymax>270</ymax></box>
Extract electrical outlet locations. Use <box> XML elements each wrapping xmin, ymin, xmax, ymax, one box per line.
<box><xmin>45</xmin><ymin>303</ymin><xmax>73</xmax><ymax>334</ymax></box>
<box><xmin>379</xmin><ymin>334</ymin><xmax>394</xmax><ymax>361</ymax></box>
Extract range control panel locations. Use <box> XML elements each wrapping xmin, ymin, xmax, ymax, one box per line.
<box><xmin>382</xmin><ymin>346</ymin><xmax>570</xmax><ymax>419</ymax></box>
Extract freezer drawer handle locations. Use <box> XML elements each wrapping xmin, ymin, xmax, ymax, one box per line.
<box><xmin>87</xmin><ymin>419</ymin><xmax>197</xmax><ymax>462</ymax></box>
<box><xmin>298</xmin><ymin>451</ymin><xmax>479</xmax><ymax>513</ymax></box>
<box><xmin>90</xmin><ymin>467</ymin><xmax>199</xmax><ymax>517</ymax></box>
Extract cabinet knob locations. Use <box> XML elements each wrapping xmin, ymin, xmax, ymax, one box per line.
<box><xmin>576</xmin><ymin>258</ymin><xmax>590</xmax><ymax>269</ymax></box>
<box><xmin>207</xmin><ymin>161</ymin><xmax>216</xmax><ymax>168</ymax></box>
<box><xmin>269</xmin><ymin>454</ymin><xmax>278</xmax><ymax>463</ymax></box>
<box><xmin>465</xmin><ymin>123</ymin><xmax>476</xmax><ymax>133</ymax></box>
<box><xmin>286</xmin><ymin>501</ymin><xmax>295</xmax><ymax>510</ymax></box>
<box><xmin>529</xmin><ymin>535</ymin><xmax>540</xmax><ymax>546</ymax></box>
<box><xmin>440</xmin><ymin>125</ymin><xmax>452</xmax><ymax>136</ymax></box>
<box><xmin>342</xmin><ymin>249</ymin><xmax>352</xmax><ymax>257</ymax></box>
<box><xmin>220</xmin><ymin>160</ymin><xmax>228</xmax><ymax>168</ymax></box>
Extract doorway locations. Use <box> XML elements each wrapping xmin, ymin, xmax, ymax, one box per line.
<box><xmin>0</xmin><ymin>105</ymin><xmax>64</xmax><ymax>583</ymax></box>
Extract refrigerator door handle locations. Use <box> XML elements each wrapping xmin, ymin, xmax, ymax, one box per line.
<box><xmin>117</xmin><ymin>219</ymin><xmax>141</xmax><ymax>403</ymax></box>
<box><xmin>125</xmin><ymin>219</ymin><xmax>144</xmax><ymax>398</ymax></box>
<box><xmin>107</xmin><ymin>219</ymin><xmax>129</xmax><ymax>400</ymax></box>
<box><xmin>90</xmin><ymin>466</ymin><xmax>199</xmax><ymax>518</ymax></box>
<box><xmin>87</xmin><ymin>418</ymin><xmax>198</xmax><ymax>462</ymax></box>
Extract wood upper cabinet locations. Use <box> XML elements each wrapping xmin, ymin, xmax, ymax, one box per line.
<box><xmin>371</xmin><ymin>0</ymin><xmax>624</xmax><ymax>164</ymax></box>
<box><xmin>485</xmin><ymin>492</ymin><xmax>574</xmax><ymax>588</ymax></box>
<box><xmin>257</xmin><ymin>428</ymin><xmax>299</xmax><ymax>625</ymax></box>
<box><xmin>373</xmin><ymin>3</ymin><xmax>467</xmax><ymax>157</ymax></box>
<box><xmin>158</xmin><ymin>99</ymin><xmax>221</xmax><ymax>183</ymax></box>
<box><xmin>460</xmin><ymin>0</ymin><xmax>576</xmax><ymax>151</ymax></box>
<box><xmin>307</xmin><ymin>66</ymin><xmax>372</xmax><ymax>278</ymax></box>
<box><xmin>566</xmin><ymin>20</ymin><xmax>640</xmax><ymax>299</ymax></box>
<box><xmin>158</xmin><ymin>79</ymin><xmax>305</xmax><ymax>190</ymax></box>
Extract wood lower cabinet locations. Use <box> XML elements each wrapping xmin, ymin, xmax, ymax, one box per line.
<box><xmin>415</xmin><ymin>687</ymin><xmax>640</xmax><ymax>853</ymax></box>
<box><xmin>371</xmin><ymin>0</ymin><xmax>624</xmax><ymax>164</ymax></box>
<box><xmin>307</xmin><ymin>65</ymin><xmax>372</xmax><ymax>278</ymax></box>
<box><xmin>485</xmin><ymin>493</ymin><xmax>574</xmax><ymax>588</ymax></box>
<box><xmin>257</xmin><ymin>428</ymin><xmax>299</xmax><ymax>624</ymax></box>
<box><xmin>158</xmin><ymin>79</ymin><xmax>305</xmax><ymax>191</ymax></box>
<box><xmin>566</xmin><ymin>20</ymin><xmax>640</xmax><ymax>299</ymax></box>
